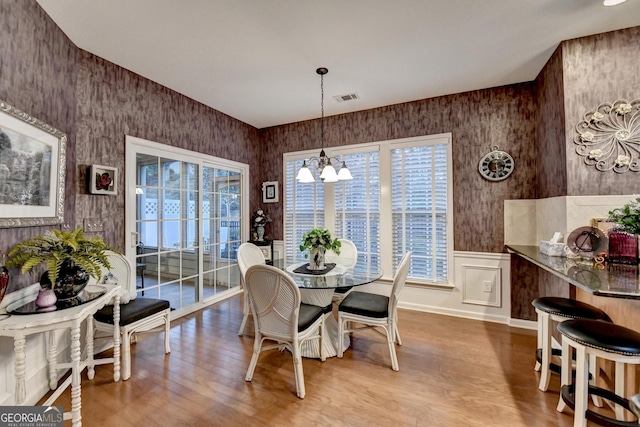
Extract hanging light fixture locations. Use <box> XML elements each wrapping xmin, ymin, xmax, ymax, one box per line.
<box><xmin>296</xmin><ymin>67</ymin><xmax>353</xmax><ymax>183</ymax></box>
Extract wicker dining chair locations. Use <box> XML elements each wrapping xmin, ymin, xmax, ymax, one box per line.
<box><xmin>326</xmin><ymin>238</ymin><xmax>358</xmax><ymax>303</ymax></box>
<box><xmin>337</xmin><ymin>251</ymin><xmax>411</xmax><ymax>371</ymax></box>
<box><xmin>236</xmin><ymin>242</ymin><xmax>266</xmax><ymax>335</ymax></box>
<box><xmin>244</xmin><ymin>264</ymin><xmax>325</xmax><ymax>399</ymax></box>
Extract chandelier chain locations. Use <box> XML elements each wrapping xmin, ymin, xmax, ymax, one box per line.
<box><xmin>295</xmin><ymin>67</ymin><xmax>352</xmax><ymax>183</ymax></box>
<box><xmin>320</xmin><ymin>72</ymin><xmax>324</xmax><ymax>148</ymax></box>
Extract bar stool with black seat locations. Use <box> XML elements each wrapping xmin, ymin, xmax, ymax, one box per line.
<box><xmin>629</xmin><ymin>394</ymin><xmax>640</xmax><ymax>421</ymax></box>
<box><xmin>557</xmin><ymin>318</ymin><xmax>640</xmax><ymax>427</ymax></box>
<box><xmin>532</xmin><ymin>297</ymin><xmax>612</xmax><ymax>392</ymax></box>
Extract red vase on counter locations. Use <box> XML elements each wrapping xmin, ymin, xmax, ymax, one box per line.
<box><xmin>607</xmin><ymin>229</ymin><xmax>639</xmax><ymax>265</ymax></box>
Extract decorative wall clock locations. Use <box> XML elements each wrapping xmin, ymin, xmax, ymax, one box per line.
<box><xmin>478</xmin><ymin>146</ymin><xmax>514</xmax><ymax>181</ymax></box>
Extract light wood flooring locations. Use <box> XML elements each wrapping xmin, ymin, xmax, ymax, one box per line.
<box><xmin>44</xmin><ymin>295</ymin><xmax>585</xmax><ymax>426</ymax></box>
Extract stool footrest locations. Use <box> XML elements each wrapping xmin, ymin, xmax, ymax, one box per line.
<box><xmin>561</xmin><ymin>384</ymin><xmax>637</xmax><ymax>427</ymax></box>
<box><xmin>536</xmin><ymin>348</ymin><xmax>562</xmax><ymax>375</ymax></box>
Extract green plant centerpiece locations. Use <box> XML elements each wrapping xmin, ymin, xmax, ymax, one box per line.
<box><xmin>608</xmin><ymin>198</ymin><xmax>640</xmax><ymax>235</ymax></box>
<box><xmin>7</xmin><ymin>227</ymin><xmax>112</xmax><ymax>301</ymax></box>
<box><xmin>299</xmin><ymin>228</ymin><xmax>341</xmax><ymax>271</ymax></box>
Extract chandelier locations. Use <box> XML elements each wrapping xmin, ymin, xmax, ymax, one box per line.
<box><xmin>296</xmin><ymin>68</ymin><xmax>353</xmax><ymax>183</ymax></box>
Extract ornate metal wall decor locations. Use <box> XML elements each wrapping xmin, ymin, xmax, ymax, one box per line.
<box><xmin>574</xmin><ymin>99</ymin><xmax>640</xmax><ymax>173</ymax></box>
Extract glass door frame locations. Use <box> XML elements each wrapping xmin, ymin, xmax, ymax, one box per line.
<box><xmin>125</xmin><ymin>135</ymin><xmax>250</xmax><ymax>318</ymax></box>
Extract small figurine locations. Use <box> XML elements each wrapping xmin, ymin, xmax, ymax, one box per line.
<box><xmin>252</xmin><ymin>209</ymin><xmax>272</xmax><ymax>241</ymax></box>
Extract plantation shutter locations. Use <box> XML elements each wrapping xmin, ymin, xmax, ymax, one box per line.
<box><xmin>334</xmin><ymin>150</ymin><xmax>380</xmax><ymax>272</ymax></box>
<box><xmin>391</xmin><ymin>143</ymin><xmax>449</xmax><ymax>283</ymax></box>
<box><xmin>284</xmin><ymin>158</ymin><xmax>324</xmax><ymax>262</ymax></box>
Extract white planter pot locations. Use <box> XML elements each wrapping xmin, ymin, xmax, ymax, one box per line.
<box><xmin>308</xmin><ymin>247</ymin><xmax>326</xmax><ymax>271</ymax></box>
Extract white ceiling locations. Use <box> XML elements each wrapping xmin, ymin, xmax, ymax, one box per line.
<box><xmin>36</xmin><ymin>0</ymin><xmax>640</xmax><ymax>129</ymax></box>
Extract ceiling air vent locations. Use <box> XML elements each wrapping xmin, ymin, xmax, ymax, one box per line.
<box><xmin>334</xmin><ymin>93</ymin><xmax>359</xmax><ymax>103</ymax></box>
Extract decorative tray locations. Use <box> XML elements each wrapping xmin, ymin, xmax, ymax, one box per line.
<box><xmin>8</xmin><ymin>287</ymin><xmax>106</xmax><ymax>315</ymax></box>
<box><xmin>293</xmin><ymin>263</ymin><xmax>337</xmax><ymax>275</ymax></box>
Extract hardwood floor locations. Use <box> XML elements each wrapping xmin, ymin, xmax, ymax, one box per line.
<box><xmin>44</xmin><ymin>295</ymin><xmax>581</xmax><ymax>426</ymax></box>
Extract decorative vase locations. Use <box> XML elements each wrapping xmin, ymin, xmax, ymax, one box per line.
<box><xmin>256</xmin><ymin>225</ymin><xmax>265</xmax><ymax>241</ymax></box>
<box><xmin>35</xmin><ymin>288</ymin><xmax>57</xmax><ymax>308</ymax></box>
<box><xmin>308</xmin><ymin>246</ymin><xmax>326</xmax><ymax>271</ymax></box>
<box><xmin>0</xmin><ymin>251</ymin><xmax>8</xmax><ymax>305</ymax></box>
<box><xmin>606</xmin><ymin>229</ymin><xmax>639</xmax><ymax>265</ymax></box>
<box><xmin>40</xmin><ymin>259</ymin><xmax>90</xmax><ymax>301</ymax></box>
<box><xmin>0</xmin><ymin>264</ymin><xmax>8</xmax><ymax>305</ymax></box>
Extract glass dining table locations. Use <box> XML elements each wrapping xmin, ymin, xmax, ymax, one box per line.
<box><xmin>271</xmin><ymin>258</ymin><xmax>383</xmax><ymax>358</ymax></box>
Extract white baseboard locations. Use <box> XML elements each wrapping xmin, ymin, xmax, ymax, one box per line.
<box><xmin>509</xmin><ymin>318</ymin><xmax>537</xmax><ymax>330</ymax></box>
<box><xmin>398</xmin><ymin>301</ymin><xmax>535</xmax><ymax>329</ymax></box>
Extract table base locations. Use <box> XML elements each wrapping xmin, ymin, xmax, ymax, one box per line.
<box><xmin>299</xmin><ymin>288</ymin><xmax>349</xmax><ymax>358</ymax></box>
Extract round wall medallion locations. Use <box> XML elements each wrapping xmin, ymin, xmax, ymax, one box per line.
<box><xmin>478</xmin><ymin>146</ymin><xmax>514</xmax><ymax>181</ymax></box>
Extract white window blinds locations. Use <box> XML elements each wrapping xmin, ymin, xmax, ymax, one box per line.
<box><xmin>391</xmin><ymin>143</ymin><xmax>449</xmax><ymax>283</ymax></box>
<box><xmin>284</xmin><ymin>158</ymin><xmax>324</xmax><ymax>262</ymax></box>
<box><xmin>334</xmin><ymin>150</ymin><xmax>380</xmax><ymax>272</ymax></box>
<box><xmin>283</xmin><ymin>134</ymin><xmax>452</xmax><ymax>285</ymax></box>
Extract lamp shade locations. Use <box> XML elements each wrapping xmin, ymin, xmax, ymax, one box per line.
<box><xmin>320</xmin><ymin>164</ymin><xmax>338</xmax><ymax>182</ymax></box>
<box><xmin>337</xmin><ymin>162</ymin><xmax>353</xmax><ymax>180</ymax></box>
<box><xmin>296</xmin><ymin>163</ymin><xmax>315</xmax><ymax>183</ymax></box>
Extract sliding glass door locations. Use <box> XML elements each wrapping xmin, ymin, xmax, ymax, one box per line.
<box><xmin>126</xmin><ymin>136</ymin><xmax>249</xmax><ymax>317</ymax></box>
<box><xmin>201</xmin><ymin>167</ymin><xmax>242</xmax><ymax>299</ymax></box>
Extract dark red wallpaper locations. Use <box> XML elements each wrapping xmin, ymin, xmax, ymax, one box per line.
<box><xmin>562</xmin><ymin>26</ymin><xmax>640</xmax><ymax>196</ymax></box>
<box><xmin>260</xmin><ymin>84</ymin><xmax>538</xmax><ymax>253</ymax></box>
<box><xmin>535</xmin><ymin>46</ymin><xmax>566</xmax><ymax>199</ymax></box>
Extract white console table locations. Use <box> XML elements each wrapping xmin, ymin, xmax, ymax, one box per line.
<box><xmin>0</xmin><ymin>284</ymin><xmax>121</xmax><ymax>427</ymax></box>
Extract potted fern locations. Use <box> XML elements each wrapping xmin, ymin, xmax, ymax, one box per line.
<box><xmin>7</xmin><ymin>227</ymin><xmax>112</xmax><ymax>302</ymax></box>
<box><xmin>299</xmin><ymin>228</ymin><xmax>341</xmax><ymax>270</ymax></box>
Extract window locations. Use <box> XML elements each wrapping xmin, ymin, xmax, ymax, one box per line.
<box><xmin>284</xmin><ymin>160</ymin><xmax>325</xmax><ymax>262</ymax></box>
<box><xmin>333</xmin><ymin>150</ymin><xmax>380</xmax><ymax>273</ymax></box>
<box><xmin>391</xmin><ymin>142</ymin><xmax>449</xmax><ymax>283</ymax></box>
<box><xmin>283</xmin><ymin>134</ymin><xmax>452</xmax><ymax>285</ymax></box>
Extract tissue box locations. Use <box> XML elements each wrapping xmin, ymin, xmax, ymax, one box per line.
<box><xmin>540</xmin><ymin>241</ymin><xmax>566</xmax><ymax>257</ymax></box>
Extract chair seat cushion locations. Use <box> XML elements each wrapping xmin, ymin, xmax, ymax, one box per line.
<box><xmin>298</xmin><ymin>303</ymin><xmax>324</xmax><ymax>332</ymax></box>
<box><xmin>334</xmin><ymin>286</ymin><xmax>353</xmax><ymax>294</ymax></box>
<box><xmin>339</xmin><ymin>291</ymin><xmax>389</xmax><ymax>318</ymax></box>
<box><xmin>532</xmin><ymin>297</ymin><xmax>611</xmax><ymax>321</ymax></box>
<box><xmin>94</xmin><ymin>298</ymin><xmax>170</xmax><ymax>327</ymax></box>
<box><xmin>558</xmin><ymin>318</ymin><xmax>640</xmax><ymax>356</ymax></box>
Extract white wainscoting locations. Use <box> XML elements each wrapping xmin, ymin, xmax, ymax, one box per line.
<box><xmin>273</xmin><ymin>240</ymin><xmax>285</xmax><ymax>263</ymax></box>
<box><xmin>358</xmin><ymin>251</ymin><xmax>516</xmax><ymax>326</ymax></box>
<box><xmin>461</xmin><ymin>263</ymin><xmax>502</xmax><ymax>308</ymax></box>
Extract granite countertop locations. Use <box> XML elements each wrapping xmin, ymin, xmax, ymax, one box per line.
<box><xmin>506</xmin><ymin>245</ymin><xmax>640</xmax><ymax>299</ymax></box>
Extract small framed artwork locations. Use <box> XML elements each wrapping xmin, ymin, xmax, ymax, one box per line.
<box><xmin>0</xmin><ymin>99</ymin><xmax>67</xmax><ymax>228</ymax></box>
<box><xmin>262</xmin><ymin>181</ymin><xmax>278</xmax><ymax>203</ymax></box>
<box><xmin>591</xmin><ymin>217</ymin><xmax>616</xmax><ymax>235</ymax></box>
<box><xmin>90</xmin><ymin>164</ymin><xmax>118</xmax><ymax>195</ymax></box>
